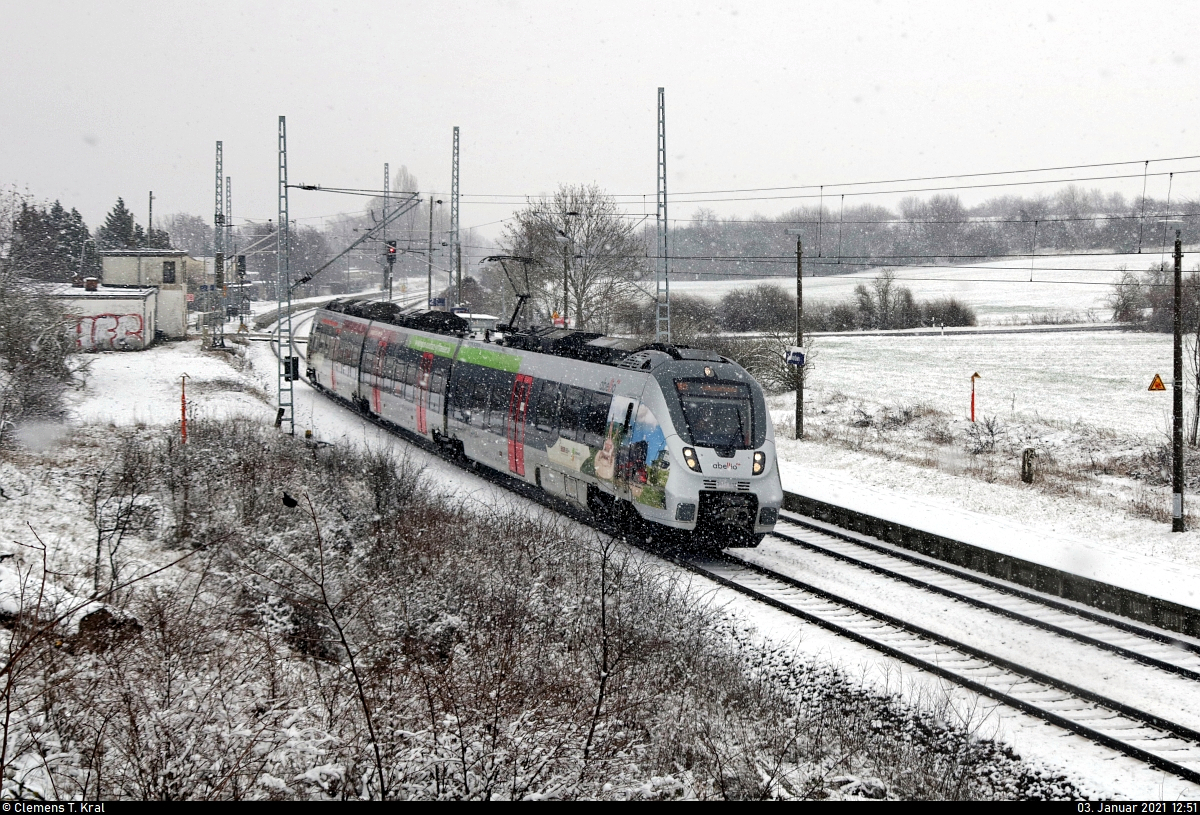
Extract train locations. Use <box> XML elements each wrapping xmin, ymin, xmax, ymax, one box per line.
<box><xmin>305</xmin><ymin>298</ymin><xmax>783</xmax><ymax>547</ymax></box>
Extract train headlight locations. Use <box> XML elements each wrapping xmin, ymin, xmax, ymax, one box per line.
<box><xmin>682</xmin><ymin>447</ymin><xmax>702</xmax><ymax>473</ymax></box>
<box><xmin>753</xmin><ymin>451</ymin><xmax>766</xmax><ymax>475</ymax></box>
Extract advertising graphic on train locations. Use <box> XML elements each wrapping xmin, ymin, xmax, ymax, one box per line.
<box><xmin>612</xmin><ymin>401</ymin><xmax>668</xmax><ymax>509</ymax></box>
<box><xmin>593</xmin><ymin>396</ymin><xmax>634</xmax><ymax>483</ymax></box>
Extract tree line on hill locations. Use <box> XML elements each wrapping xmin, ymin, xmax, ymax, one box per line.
<box><xmin>666</xmin><ymin>187</ymin><xmax>1199</xmax><ymax>279</ymax></box>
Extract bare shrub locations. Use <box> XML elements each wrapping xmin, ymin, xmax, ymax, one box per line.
<box><xmin>965</xmin><ymin>416</ymin><xmax>1006</xmax><ymax>455</ymax></box>
<box><xmin>83</xmin><ymin>432</ymin><xmax>161</xmax><ymax>595</ymax></box>
<box><xmin>0</xmin><ymin>422</ymin><xmax>1075</xmax><ymax>799</ymax></box>
<box><xmin>924</xmin><ymin>417</ymin><xmax>955</xmax><ymax>446</ymax></box>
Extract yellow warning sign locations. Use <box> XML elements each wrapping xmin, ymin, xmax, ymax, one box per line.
<box><xmin>1149</xmin><ymin>374</ymin><xmax>1167</xmax><ymax>391</ymax></box>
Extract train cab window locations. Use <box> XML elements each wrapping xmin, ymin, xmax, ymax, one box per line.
<box><xmin>674</xmin><ymin>379</ymin><xmax>754</xmax><ymax>450</ymax></box>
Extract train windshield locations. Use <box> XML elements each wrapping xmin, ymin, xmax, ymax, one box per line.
<box><xmin>674</xmin><ymin>380</ymin><xmax>754</xmax><ymax>449</ymax></box>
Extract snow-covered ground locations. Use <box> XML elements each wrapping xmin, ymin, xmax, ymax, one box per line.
<box><xmin>0</xmin><ymin>319</ymin><xmax>1171</xmax><ymax>796</ymax></box>
<box><xmin>14</xmin><ymin>261</ymin><xmax>1200</xmax><ymax>797</ymax></box>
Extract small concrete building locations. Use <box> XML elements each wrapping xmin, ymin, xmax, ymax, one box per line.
<box><xmin>99</xmin><ymin>250</ymin><xmax>193</xmax><ymax>338</ymax></box>
<box><xmin>44</xmin><ymin>281</ymin><xmax>158</xmax><ymax>351</ymax></box>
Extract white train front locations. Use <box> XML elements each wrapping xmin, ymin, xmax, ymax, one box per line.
<box><xmin>306</xmin><ymin>299</ymin><xmax>782</xmax><ymax>546</ymax></box>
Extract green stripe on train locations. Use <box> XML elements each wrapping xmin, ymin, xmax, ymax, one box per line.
<box><xmin>456</xmin><ymin>345</ymin><xmax>521</xmax><ymax>372</ymax></box>
<box><xmin>408</xmin><ymin>335</ymin><xmax>457</xmax><ymax>357</ymax></box>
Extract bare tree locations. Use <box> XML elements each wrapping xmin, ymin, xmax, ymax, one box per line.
<box><xmin>501</xmin><ymin>184</ymin><xmax>645</xmax><ymax>331</ymax></box>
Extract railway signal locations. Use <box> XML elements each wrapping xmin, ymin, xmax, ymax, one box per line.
<box><xmin>784</xmin><ymin>229</ymin><xmax>804</xmax><ymax>440</ymax></box>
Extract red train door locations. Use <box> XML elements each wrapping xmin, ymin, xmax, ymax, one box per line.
<box><xmin>416</xmin><ymin>352</ymin><xmax>434</xmax><ymax>434</ymax></box>
<box><xmin>371</xmin><ymin>338</ymin><xmax>387</xmax><ymax>414</ymax></box>
<box><xmin>506</xmin><ymin>374</ymin><xmax>533</xmax><ymax>476</ymax></box>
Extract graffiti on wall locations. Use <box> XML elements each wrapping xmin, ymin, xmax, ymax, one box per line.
<box><xmin>75</xmin><ymin>313</ymin><xmax>145</xmax><ymax>351</ymax></box>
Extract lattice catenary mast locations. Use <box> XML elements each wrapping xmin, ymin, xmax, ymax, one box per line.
<box><xmin>212</xmin><ymin>142</ymin><xmax>226</xmax><ymax>346</ymax></box>
<box><xmin>383</xmin><ymin>162</ymin><xmax>391</xmax><ymax>300</ymax></box>
<box><xmin>276</xmin><ymin>116</ymin><xmax>295</xmax><ymax>435</ymax></box>
<box><xmin>655</xmin><ymin>87</ymin><xmax>671</xmax><ymax>343</ymax></box>
<box><xmin>451</xmin><ymin>126</ymin><xmax>460</xmax><ymax>308</ymax></box>
<box><xmin>225</xmin><ymin>175</ymin><xmax>233</xmax><ymax>315</ymax></box>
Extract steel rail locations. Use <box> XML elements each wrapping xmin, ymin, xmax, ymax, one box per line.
<box><xmin>777</xmin><ymin>509</ymin><xmax>1200</xmax><ymax>656</ymax></box>
<box><xmin>668</xmin><ymin>551</ymin><xmax>1200</xmax><ymax>785</ymax></box>
<box><xmin>762</xmin><ymin>520</ymin><xmax>1200</xmax><ymax>681</ymax></box>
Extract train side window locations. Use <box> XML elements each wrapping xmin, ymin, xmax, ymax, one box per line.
<box><xmin>533</xmin><ymin>381</ymin><xmax>561</xmax><ymax>433</ymax></box>
<box><xmin>468</xmin><ymin>366</ymin><xmax>488</xmax><ymax>409</ymax></box>
<box><xmin>579</xmin><ymin>391</ymin><xmax>610</xmax><ymax>449</ymax></box>
<box><xmin>381</xmin><ymin>344</ymin><xmax>396</xmax><ymax>382</ymax></box>
<box><xmin>362</xmin><ymin>343</ymin><xmax>379</xmax><ymax>377</ymax></box>
<box><xmin>559</xmin><ymin>386</ymin><xmax>587</xmax><ymax>442</ymax></box>
<box><xmin>404</xmin><ymin>357</ymin><xmax>419</xmax><ymax>398</ymax></box>
<box><xmin>398</xmin><ymin>353</ymin><xmax>410</xmax><ymax>390</ymax></box>
<box><xmin>471</xmin><ymin>379</ymin><xmax>490</xmax><ymax>420</ymax></box>
<box><xmin>490</xmin><ymin>371</ymin><xmax>516</xmax><ymax>433</ymax></box>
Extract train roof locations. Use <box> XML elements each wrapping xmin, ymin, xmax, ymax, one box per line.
<box><xmin>322</xmin><ymin>297</ymin><xmax>727</xmax><ymax>371</ymax></box>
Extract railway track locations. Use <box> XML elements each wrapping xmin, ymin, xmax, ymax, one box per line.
<box><xmin>667</xmin><ymin>531</ymin><xmax>1200</xmax><ymax>785</ymax></box>
<box><xmin>265</xmin><ymin>311</ymin><xmax>1200</xmax><ymax>788</ymax></box>
<box><xmin>768</xmin><ymin>513</ymin><xmax>1200</xmax><ymax>680</ymax></box>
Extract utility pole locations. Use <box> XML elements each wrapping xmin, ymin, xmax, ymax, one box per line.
<box><xmin>147</xmin><ymin>191</ymin><xmax>154</xmax><ymax>242</ymax></box>
<box><xmin>563</xmin><ymin>240</ymin><xmax>570</xmax><ymax>326</ymax></box>
<box><xmin>450</xmin><ymin>126</ymin><xmax>460</xmax><ymax>308</ymax></box>
<box><xmin>785</xmin><ymin>230</ymin><xmax>803</xmax><ymax>439</ymax></box>
<box><xmin>655</xmin><ymin>87</ymin><xmax>670</xmax><ymax>343</ymax></box>
<box><xmin>276</xmin><ymin>116</ymin><xmax>294</xmax><ymax>436</ymax></box>
<box><xmin>1174</xmin><ymin>229</ymin><xmax>1185</xmax><ymax>532</ymax></box>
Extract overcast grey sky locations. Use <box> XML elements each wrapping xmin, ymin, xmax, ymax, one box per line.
<box><xmin>4</xmin><ymin>1</ymin><xmax>1199</xmax><ymax>240</ymax></box>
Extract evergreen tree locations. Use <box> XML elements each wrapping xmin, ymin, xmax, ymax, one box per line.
<box><xmin>7</xmin><ymin>200</ymin><xmax>91</xmax><ymax>281</ymax></box>
<box><xmin>96</xmin><ymin>198</ymin><xmax>140</xmax><ymax>249</ymax></box>
<box><xmin>145</xmin><ymin>226</ymin><xmax>173</xmax><ymax>249</ymax></box>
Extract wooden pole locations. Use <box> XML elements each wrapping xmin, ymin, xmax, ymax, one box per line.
<box><xmin>796</xmin><ymin>237</ymin><xmax>803</xmax><ymax>440</ymax></box>
<box><xmin>1174</xmin><ymin>230</ymin><xmax>1185</xmax><ymax>532</ymax></box>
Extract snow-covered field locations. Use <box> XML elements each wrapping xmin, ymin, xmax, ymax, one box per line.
<box><xmin>672</xmin><ymin>251</ymin><xmax>1196</xmax><ymax>324</ymax></box>
<box><xmin>809</xmin><ymin>329</ymin><xmax>1176</xmax><ymax>435</ymax></box>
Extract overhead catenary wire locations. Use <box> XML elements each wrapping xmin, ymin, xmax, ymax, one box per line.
<box><xmin>452</xmin><ymin>167</ymin><xmax>1200</xmax><ymax>207</ymax></box>
<box><xmin>440</xmin><ymin>153</ymin><xmax>1200</xmax><ymax>200</ymax></box>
